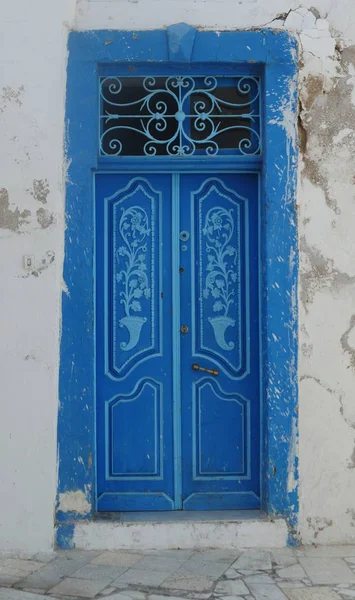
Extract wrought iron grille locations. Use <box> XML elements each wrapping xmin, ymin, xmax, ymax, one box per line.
<box><xmin>99</xmin><ymin>75</ymin><xmax>261</xmax><ymax>157</ymax></box>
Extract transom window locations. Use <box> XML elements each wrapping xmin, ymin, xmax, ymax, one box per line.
<box><xmin>99</xmin><ymin>75</ymin><xmax>261</xmax><ymax>157</ymax></box>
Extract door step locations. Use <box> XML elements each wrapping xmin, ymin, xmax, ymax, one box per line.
<box><xmin>72</xmin><ymin>513</ymin><xmax>288</xmax><ymax>550</ymax></box>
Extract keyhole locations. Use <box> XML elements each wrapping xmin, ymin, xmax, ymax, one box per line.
<box><xmin>179</xmin><ymin>267</ymin><xmax>184</xmax><ymax>273</ymax></box>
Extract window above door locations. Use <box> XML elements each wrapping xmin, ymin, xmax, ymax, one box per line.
<box><xmin>99</xmin><ymin>75</ymin><xmax>261</xmax><ymax>158</ymax></box>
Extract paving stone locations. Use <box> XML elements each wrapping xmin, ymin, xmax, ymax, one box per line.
<box><xmin>278</xmin><ymin>582</ymin><xmax>306</xmax><ymax>590</ymax></box>
<box><xmin>115</xmin><ymin>591</ymin><xmax>146</xmax><ymax>599</ymax></box>
<box><xmin>232</xmin><ymin>550</ymin><xmax>272</xmax><ymax>571</ymax></box>
<box><xmin>33</xmin><ymin>553</ymin><xmax>56</xmax><ymax>564</ymax></box>
<box><xmin>246</xmin><ymin>583</ymin><xmax>288</xmax><ymax>600</ymax></box>
<box><xmin>114</xmin><ymin>569</ymin><xmax>171</xmax><ymax>587</ymax></box>
<box><xmin>149</xmin><ymin>595</ymin><xmax>188</xmax><ymax>600</ymax></box>
<box><xmin>300</xmin><ymin>546</ymin><xmax>355</xmax><ymax>558</ymax></box>
<box><xmin>92</xmin><ymin>552</ymin><xmax>143</xmax><ymax>568</ymax></box>
<box><xmin>346</xmin><ymin>558</ymin><xmax>355</xmax><ymax>565</ymax></box>
<box><xmin>283</xmin><ymin>588</ymin><xmax>342</xmax><ymax>599</ymax></box>
<box><xmin>159</xmin><ymin>573</ymin><xmax>216</xmax><ymax>592</ymax></box>
<box><xmin>0</xmin><ymin>591</ymin><xmax>50</xmax><ymax>599</ymax></box>
<box><xmin>133</xmin><ymin>555</ymin><xmax>187</xmax><ymax>573</ymax></box>
<box><xmin>224</xmin><ymin>568</ymin><xmax>241</xmax><ymax>579</ymax></box>
<box><xmin>277</xmin><ymin>565</ymin><xmax>307</xmax><ymax>580</ymax></box>
<box><xmin>71</xmin><ymin>563</ymin><xmax>128</xmax><ymax>581</ymax></box>
<box><xmin>178</xmin><ymin>558</ymin><xmax>229</xmax><ymax>578</ymax></box>
<box><xmin>272</xmin><ymin>551</ymin><xmax>298</xmax><ymax>568</ymax></box>
<box><xmin>338</xmin><ymin>591</ymin><xmax>355</xmax><ymax>598</ymax></box>
<box><xmin>214</xmin><ymin>579</ymin><xmax>249</xmax><ymax>595</ymax></box>
<box><xmin>0</xmin><ymin>573</ymin><xmax>24</xmax><ymax>587</ymax></box>
<box><xmin>192</xmin><ymin>550</ymin><xmax>240</xmax><ymax>564</ymax></box>
<box><xmin>0</xmin><ymin>559</ymin><xmax>44</xmax><ymax>576</ymax></box>
<box><xmin>15</xmin><ymin>554</ymin><xmax>97</xmax><ymax>592</ymax></box>
<box><xmin>102</xmin><ymin>594</ymin><xmax>145</xmax><ymax>600</ymax></box>
<box><xmin>244</xmin><ymin>574</ymin><xmax>274</xmax><ymax>584</ymax></box>
<box><xmin>50</xmin><ymin>576</ymin><xmax>111</xmax><ymax>598</ymax></box>
<box><xmin>139</xmin><ymin>550</ymin><xmax>194</xmax><ymax>560</ymax></box>
<box><xmin>299</xmin><ymin>558</ymin><xmax>355</xmax><ymax>585</ymax></box>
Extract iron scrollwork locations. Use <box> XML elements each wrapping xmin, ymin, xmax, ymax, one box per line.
<box><xmin>100</xmin><ymin>75</ymin><xmax>261</xmax><ymax>157</ymax></box>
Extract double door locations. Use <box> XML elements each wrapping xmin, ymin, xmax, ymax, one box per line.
<box><xmin>95</xmin><ymin>171</ymin><xmax>260</xmax><ymax>511</ymax></box>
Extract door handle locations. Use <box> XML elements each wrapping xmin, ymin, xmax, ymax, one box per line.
<box><xmin>192</xmin><ymin>363</ymin><xmax>219</xmax><ymax>377</ymax></box>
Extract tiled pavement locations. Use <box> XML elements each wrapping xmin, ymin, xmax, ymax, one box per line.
<box><xmin>1</xmin><ymin>547</ymin><xmax>355</xmax><ymax>600</ymax></box>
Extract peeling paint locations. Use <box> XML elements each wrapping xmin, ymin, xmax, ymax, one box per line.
<box><xmin>25</xmin><ymin>250</ymin><xmax>55</xmax><ymax>278</ymax></box>
<box><xmin>58</xmin><ymin>490</ymin><xmax>91</xmax><ymax>515</ymax></box>
<box><xmin>300</xmin><ymin>236</ymin><xmax>355</xmax><ymax>309</ymax></box>
<box><xmin>0</xmin><ymin>188</ymin><xmax>31</xmax><ymax>233</ymax></box>
<box><xmin>28</xmin><ymin>179</ymin><xmax>50</xmax><ymax>204</ymax></box>
<box><xmin>340</xmin><ymin>314</ymin><xmax>355</xmax><ymax>370</ymax></box>
<box><xmin>0</xmin><ymin>85</ymin><xmax>24</xmax><ymax>113</ymax></box>
<box><xmin>36</xmin><ymin>207</ymin><xmax>54</xmax><ymax>229</ymax></box>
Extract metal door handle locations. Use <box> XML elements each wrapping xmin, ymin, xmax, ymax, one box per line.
<box><xmin>192</xmin><ymin>363</ymin><xmax>219</xmax><ymax>376</ymax></box>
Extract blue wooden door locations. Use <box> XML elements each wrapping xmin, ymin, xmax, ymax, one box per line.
<box><xmin>95</xmin><ymin>172</ymin><xmax>260</xmax><ymax>511</ymax></box>
<box><xmin>179</xmin><ymin>173</ymin><xmax>260</xmax><ymax>510</ymax></box>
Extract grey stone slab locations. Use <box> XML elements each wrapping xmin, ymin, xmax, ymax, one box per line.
<box><xmin>114</xmin><ymin>568</ymin><xmax>171</xmax><ymax>587</ymax></box>
<box><xmin>244</xmin><ymin>574</ymin><xmax>275</xmax><ymax>584</ymax></box>
<box><xmin>278</xmin><ymin>582</ymin><xmax>306</xmax><ymax>590</ymax></box>
<box><xmin>160</xmin><ymin>573</ymin><xmax>216</xmax><ymax>592</ymax></box>
<box><xmin>15</xmin><ymin>553</ymin><xmax>97</xmax><ymax>591</ymax></box>
<box><xmin>91</xmin><ymin>552</ymin><xmax>143</xmax><ymax>568</ymax></box>
<box><xmin>0</xmin><ymin>573</ymin><xmax>24</xmax><ymax>587</ymax></box>
<box><xmin>300</xmin><ymin>546</ymin><xmax>355</xmax><ymax>558</ymax></box>
<box><xmin>214</xmin><ymin>580</ymin><xmax>249</xmax><ymax>596</ymax></box>
<box><xmin>224</xmin><ymin>568</ymin><xmax>241</xmax><ymax>579</ymax></box>
<box><xmin>277</xmin><ymin>565</ymin><xmax>307</xmax><ymax>580</ymax></box>
<box><xmin>272</xmin><ymin>551</ymin><xmax>298</xmax><ymax>568</ymax></box>
<box><xmin>337</xmin><ymin>591</ymin><xmax>355</xmax><ymax>598</ymax></box>
<box><xmin>299</xmin><ymin>557</ymin><xmax>355</xmax><ymax>585</ymax></box>
<box><xmin>139</xmin><ymin>550</ymin><xmax>194</xmax><ymax>560</ymax></box>
<box><xmin>192</xmin><ymin>550</ymin><xmax>240</xmax><ymax>564</ymax></box>
<box><xmin>283</xmin><ymin>588</ymin><xmax>342</xmax><ymax>599</ymax></box>
<box><xmin>71</xmin><ymin>563</ymin><xmax>128</xmax><ymax>581</ymax></box>
<box><xmin>0</xmin><ymin>591</ymin><xmax>50</xmax><ymax>600</ymax></box>
<box><xmin>232</xmin><ymin>550</ymin><xmax>272</xmax><ymax>571</ymax></box>
<box><xmin>133</xmin><ymin>555</ymin><xmax>186</xmax><ymax>573</ymax></box>
<box><xmin>0</xmin><ymin>559</ymin><xmax>44</xmax><ymax>576</ymax></box>
<box><xmin>178</xmin><ymin>558</ymin><xmax>229</xmax><ymax>578</ymax></box>
<box><xmin>246</xmin><ymin>583</ymin><xmax>288</xmax><ymax>600</ymax></box>
<box><xmin>149</xmin><ymin>595</ymin><xmax>188</xmax><ymax>600</ymax></box>
<box><xmin>33</xmin><ymin>553</ymin><xmax>56</xmax><ymax>564</ymax></box>
<box><xmin>50</xmin><ymin>576</ymin><xmax>110</xmax><ymax>598</ymax></box>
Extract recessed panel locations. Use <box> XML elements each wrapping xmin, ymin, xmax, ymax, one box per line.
<box><xmin>193</xmin><ymin>381</ymin><xmax>248</xmax><ymax>479</ymax></box>
<box><xmin>107</xmin><ymin>380</ymin><xmax>162</xmax><ymax>479</ymax></box>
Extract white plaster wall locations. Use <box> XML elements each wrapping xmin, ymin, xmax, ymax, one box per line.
<box><xmin>0</xmin><ymin>0</ymin><xmax>77</xmax><ymax>552</ymax></box>
<box><xmin>1</xmin><ymin>0</ymin><xmax>355</xmax><ymax>551</ymax></box>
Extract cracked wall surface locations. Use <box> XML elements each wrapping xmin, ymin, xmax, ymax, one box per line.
<box><xmin>1</xmin><ymin>0</ymin><xmax>355</xmax><ymax>551</ymax></box>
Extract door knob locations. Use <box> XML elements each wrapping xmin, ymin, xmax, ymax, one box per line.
<box><xmin>192</xmin><ymin>363</ymin><xmax>219</xmax><ymax>376</ymax></box>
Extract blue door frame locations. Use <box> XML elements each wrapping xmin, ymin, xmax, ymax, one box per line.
<box><xmin>57</xmin><ymin>25</ymin><xmax>299</xmax><ymax>547</ymax></box>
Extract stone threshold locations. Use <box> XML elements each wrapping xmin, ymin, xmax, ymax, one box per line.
<box><xmin>72</xmin><ymin>513</ymin><xmax>289</xmax><ymax>550</ymax></box>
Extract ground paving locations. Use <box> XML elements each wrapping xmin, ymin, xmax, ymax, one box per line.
<box><xmin>1</xmin><ymin>547</ymin><xmax>355</xmax><ymax>600</ymax></box>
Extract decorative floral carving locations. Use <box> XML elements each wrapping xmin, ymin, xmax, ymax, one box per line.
<box><xmin>116</xmin><ymin>206</ymin><xmax>151</xmax><ymax>351</ymax></box>
<box><xmin>202</xmin><ymin>205</ymin><xmax>238</xmax><ymax>350</ymax></box>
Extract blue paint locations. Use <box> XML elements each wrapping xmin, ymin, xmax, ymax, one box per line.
<box><xmin>56</xmin><ymin>523</ymin><xmax>75</xmax><ymax>550</ymax></box>
<box><xmin>58</xmin><ymin>25</ymin><xmax>298</xmax><ymax>538</ymax></box>
<box><xmin>167</xmin><ymin>23</ymin><xmax>196</xmax><ymax>62</ymax></box>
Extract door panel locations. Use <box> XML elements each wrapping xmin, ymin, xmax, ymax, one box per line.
<box><xmin>95</xmin><ymin>171</ymin><xmax>260</xmax><ymax>512</ymax></box>
<box><xmin>96</xmin><ymin>174</ymin><xmax>175</xmax><ymax>511</ymax></box>
<box><xmin>180</xmin><ymin>173</ymin><xmax>260</xmax><ymax>510</ymax></box>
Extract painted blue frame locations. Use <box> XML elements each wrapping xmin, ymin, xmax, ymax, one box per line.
<box><xmin>57</xmin><ymin>25</ymin><xmax>298</xmax><ymax>547</ymax></box>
